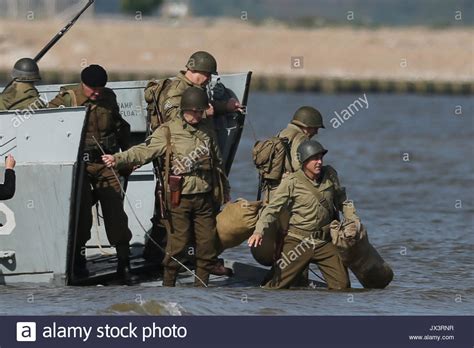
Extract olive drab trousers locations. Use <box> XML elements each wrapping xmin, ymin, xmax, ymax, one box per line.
<box><xmin>264</xmin><ymin>235</ymin><xmax>350</xmax><ymax>290</ymax></box>
<box><xmin>162</xmin><ymin>192</ymin><xmax>218</xmax><ymax>287</ymax></box>
<box><xmin>76</xmin><ymin>163</ymin><xmax>132</xmax><ymax>252</ymax></box>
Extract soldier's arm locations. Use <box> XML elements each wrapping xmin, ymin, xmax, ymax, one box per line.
<box><xmin>253</xmin><ymin>178</ymin><xmax>293</xmax><ymax>237</ymax></box>
<box><xmin>113</xmin><ymin>127</ymin><xmax>167</xmax><ymax>169</ymax></box>
<box><xmin>47</xmin><ymin>88</ymin><xmax>72</xmax><ymax>108</ymax></box>
<box><xmin>327</xmin><ymin>166</ymin><xmax>360</xmax><ymax>221</ymax></box>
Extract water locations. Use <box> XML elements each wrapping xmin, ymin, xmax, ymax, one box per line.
<box><xmin>1</xmin><ymin>92</ymin><xmax>473</xmax><ymax>315</ymax></box>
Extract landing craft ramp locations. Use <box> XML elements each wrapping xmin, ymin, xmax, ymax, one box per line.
<box><xmin>0</xmin><ymin>108</ymin><xmax>86</xmax><ymax>284</ymax></box>
<box><xmin>0</xmin><ymin>72</ymin><xmax>252</xmax><ymax>285</ymax></box>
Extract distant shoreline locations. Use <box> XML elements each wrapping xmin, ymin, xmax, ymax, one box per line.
<box><xmin>1</xmin><ymin>70</ymin><xmax>472</xmax><ymax>95</ymax></box>
<box><xmin>0</xmin><ymin>18</ymin><xmax>472</xmax><ymax>94</ymax></box>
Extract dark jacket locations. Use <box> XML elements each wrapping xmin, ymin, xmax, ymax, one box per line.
<box><xmin>0</xmin><ymin>169</ymin><xmax>15</xmax><ymax>200</ymax></box>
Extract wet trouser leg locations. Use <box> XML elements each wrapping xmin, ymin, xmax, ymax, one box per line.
<box><xmin>264</xmin><ymin>236</ymin><xmax>350</xmax><ymax>290</ymax></box>
<box><xmin>313</xmin><ymin>242</ymin><xmax>350</xmax><ymax>290</ymax></box>
<box><xmin>162</xmin><ymin>193</ymin><xmax>217</xmax><ymax>287</ymax></box>
<box><xmin>264</xmin><ymin>236</ymin><xmax>313</xmax><ymax>289</ymax></box>
<box><xmin>162</xmin><ymin>196</ymin><xmax>193</xmax><ymax>287</ymax></box>
<box><xmin>193</xmin><ymin>193</ymin><xmax>218</xmax><ymax>287</ymax></box>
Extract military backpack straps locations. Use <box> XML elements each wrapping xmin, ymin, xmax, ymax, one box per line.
<box><xmin>144</xmin><ymin>78</ymin><xmax>171</xmax><ymax>134</ymax></box>
<box><xmin>252</xmin><ymin>136</ymin><xmax>294</xmax><ymax>183</ymax></box>
<box><xmin>294</xmin><ymin>169</ymin><xmax>332</xmax><ymax>213</ymax></box>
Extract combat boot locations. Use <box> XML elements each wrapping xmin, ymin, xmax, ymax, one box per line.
<box><xmin>194</xmin><ymin>267</ymin><xmax>210</xmax><ymax>287</ymax></box>
<box><xmin>116</xmin><ymin>245</ymin><xmax>139</xmax><ymax>285</ymax></box>
<box><xmin>163</xmin><ymin>267</ymin><xmax>178</xmax><ymax>287</ymax></box>
<box><xmin>209</xmin><ymin>258</ymin><xmax>233</xmax><ymax>277</ymax></box>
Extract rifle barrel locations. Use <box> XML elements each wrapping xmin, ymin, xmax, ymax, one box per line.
<box><xmin>1</xmin><ymin>0</ymin><xmax>94</xmax><ymax>91</ymax></box>
<box><xmin>34</xmin><ymin>0</ymin><xmax>95</xmax><ymax>62</ymax></box>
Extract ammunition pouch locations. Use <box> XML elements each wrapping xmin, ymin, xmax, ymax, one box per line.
<box><xmin>168</xmin><ymin>175</ymin><xmax>184</xmax><ymax>208</ymax></box>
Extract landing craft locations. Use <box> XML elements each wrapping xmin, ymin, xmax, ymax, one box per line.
<box><xmin>0</xmin><ymin>73</ymin><xmax>271</xmax><ymax>286</ymax></box>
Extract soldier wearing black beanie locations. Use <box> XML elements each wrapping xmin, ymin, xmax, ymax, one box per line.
<box><xmin>81</xmin><ymin>64</ymin><xmax>108</xmax><ymax>88</ymax></box>
<box><xmin>47</xmin><ymin>64</ymin><xmax>136</xmax><ymax>285</ymax></box>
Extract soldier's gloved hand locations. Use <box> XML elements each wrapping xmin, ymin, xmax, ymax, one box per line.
<box><xmin>226</xmin><ymin>98</ymin><xmax>243</xmax><ymax>113</ymax></box>
<box><xmin>5</xmin><ymin>154</ymin><xmax>16</xmax><ymax>170</ymax></box>
<box><xmin>102</xmin><ymin>154</ymin><xmax>116</xmax><ymax>168</ymax></box>
<box><xmin>248</xmin><ymin>233</ymin><xmax>263</xmax><ymax>248</ymax></box>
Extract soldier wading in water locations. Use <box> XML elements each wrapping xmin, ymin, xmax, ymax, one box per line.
<box><xmin>249</xmin><ymin>140</ymin><xmax>359</xmax><ymax>289</ymax></box>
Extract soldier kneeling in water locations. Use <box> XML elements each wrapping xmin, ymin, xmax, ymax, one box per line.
<box><xmin>248</xmin><ymin>140</ymin><xmax>359</xmax><ymax>289</ymax></box>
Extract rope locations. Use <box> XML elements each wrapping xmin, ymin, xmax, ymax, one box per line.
<box><xmin>308</xmin><ymin>266</ymin><xmax>327</xmax><ymax>284</ymax></box>
<box><xmin>91</xmin><ymin>136</ymin><xmax>208</xmax><ymax>287</ymax></box>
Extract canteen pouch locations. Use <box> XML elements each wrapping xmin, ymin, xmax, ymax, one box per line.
<box><xmin>168</xmin><ymin>175</ymin><xmax>184</xmax><ymax>208</ymax></box>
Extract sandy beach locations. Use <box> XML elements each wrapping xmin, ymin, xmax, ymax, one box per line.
<box><xmin>0</xmin><ymin>18</ymin><xmax>472</xmax><ymax>82</ymax></box>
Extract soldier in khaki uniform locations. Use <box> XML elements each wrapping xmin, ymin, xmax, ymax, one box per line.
<box><xmin>249</xmin><ymin>140</ymin><xmax>358</xmax><ymax>289</ymax></box>
<box><xmin>266</xmin><ymin>106</ymin><xmax>325</xmax><ymax>202</ymax></box>
<box><xmin>259</xmin><ymin>106</ymin><xmax>325</xmax><ymax>286</ymax></box>
<box><xmin>102</xmin><ymin>87</ymin><xmax>230</xmax><ymax>287</ymax></box>
<box><xmin>48</xmin><ymin>65</ymin><xmax>136</xmax><ymax>284</ymax></box>
<box><xmin>144</xmin><ymin>51</ymin><xmax>242</xmax><ymax>130</ymax></box>
<box><xmin>0</xmin><ymin>58</ymin><xmax>46</xmax><ymax>111</ymax></box>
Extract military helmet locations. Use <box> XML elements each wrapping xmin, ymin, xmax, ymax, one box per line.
<box><xmin>291</xmin><ymin>106</ymin><xmax>325</xmax><ymax>128</ymax></box>
<box><xmin>181</xmin><ymin>87</ymin><xmax>209</xmax><ymax>111</ymax></box>
<box><xmin>297</xmin><ymin>140</ymin><xmax>328</xmax><ymax>163</ymax></box>
<box><xmin>11</xmin><ymin>58</ymin><xmax>41</xmax><ymax>82</ymax></box>
<box><xmin>185</xmin><ymin>51</ymin><xmax>218</xmax><ymax>75</ymax></box>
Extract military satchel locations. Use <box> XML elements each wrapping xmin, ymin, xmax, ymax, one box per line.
<box><xmin>252</xmin><ymin>137</ymin><xmax>293</xmax><ymax>182</ymax></box>
<box><xmin>144</xmin><ymin>78</ymin><xmax>171</xmax><ymax>131</ymax></box>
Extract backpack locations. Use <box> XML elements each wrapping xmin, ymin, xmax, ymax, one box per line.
<box><xmin>252</xmin><ymin>136</ymin><xmax>294</xmax><ymax>182</ymax></box>
<box><xmin>144</xmin><ymin>78</ymin><xmax>171</xmax><ymax>133</ymax></box>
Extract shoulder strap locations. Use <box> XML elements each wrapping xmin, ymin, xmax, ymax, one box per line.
<box><xmin>279</xmin><ymin>137</ymin><xmax>294</xmax><ymax>172</ymax></box>
<box><xmin>161</xmin><ymin>125</ymin><xmax>172</xmax><ymax>181</ymax></box>
<box><xmin>156</xmin><ymin>79</ymin><xmax>172</xmax><ymax>109</ymax></box>
<box><xmin>294</xmin><ymin>170</ymin><xmax>332</xmax><ymax>212</ymax></box>
<box><xmin>65</xmin><ymin>89</ymin><xmax>78</xmax><ymax>107</ymax></box>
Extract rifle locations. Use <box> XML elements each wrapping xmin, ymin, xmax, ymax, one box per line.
<box><xmin>256</xmin><ymin>173</ymin><xmax>263</xmax><ymax>201</ymax></box>
<box><xmin>2</xmin><ymin>0</ymin><xmax>95</xmax><ymax>90</ymax></box>
<box><xmin>150</xmin><ymin>91</ymin><xmax>167</xmax><ymax>219</ymax></box>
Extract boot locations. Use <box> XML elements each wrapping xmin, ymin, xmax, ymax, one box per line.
<box><xmin>117</xmin><ymin>257</ymin><xmax>139</xmax><ymax>285</ymax></box>
<box><xmin>162</xmin><ymin>267</ymin><xmax>177</xmax><ymax>287</ymax></box>
<box><xmin>209</xmin><ymin>258</ymin><xmax>233</xmax><ymax>277</ymax></box>
<box><xmin>116</xmin><ymin>245</ymin><xmax>139</xmax><ymax>285</ymax></box>
<box><xmin>194</xmin><ymin>267</ymin><xmax>210</xmax><ymax>287</ymax></box>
